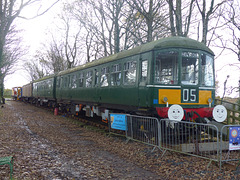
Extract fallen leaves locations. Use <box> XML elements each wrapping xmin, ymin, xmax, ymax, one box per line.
<box><xmin>0</xmin><ymin>100</ymin><xmax>239</xmax><ymax>179</ymax></box>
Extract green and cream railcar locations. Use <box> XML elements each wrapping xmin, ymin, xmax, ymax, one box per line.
<box><xmin>55</xmin><ymin>36</ymin><xmax>216</xmax><ymax>121</ymax></box>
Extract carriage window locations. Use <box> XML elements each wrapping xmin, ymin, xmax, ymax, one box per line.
<box><xmin>86</xmin><ymin>71</ymin><xmax>93</xmax><ymax>87</ymax></box>
<box><xmin>60</xmin><ymin>77</ymin><xmax>63</xmax><ymax>88</ymax></box>
<box><xmin>95</xmin><ymin>69</ymin><xmax>99</xmax><ymax>86</ymax></box>
<box><xmin>111</xmin><ymin>64</ymin><xmax>121</xmax><ymax>86</ymax></box>
<box><xmin>181</xmin><ymin>52</ymin><xmax>199</xmax><ymax>85</ymax></box>
<box><xmin>56</xmin><ymin>77</ymin><xmax>60</xmax><ymax>88</ymax></box>
<box><xmin>100</xmin><ymin>67</ymin><xmax>109</xmax><ymax>87</ymax></box>
<box><xmin>48</xmin><ymin>80</ymin><xmax>52</xmax><ymax>89</ymax></box>
<box><xmin>123</xmin><ymin>61</ymin><xmax>137</xmax><ymax>85</ymax></box>
<box><xmin>71</xmin><ymin>74</ymin><xmax>77</xmax><ymax>89</ymax></box>
<box><xmin>68</xmin><ymin>75</ymin><xmax>71</xmax><ymax>88</ymax></box>
<box><xmin>155</xmin><ymin>51</ymin><xmax>178</xmax><ymax>84</ymax></box>
<box><xmin>201</xmin><ymin>54</ymin><xmax>214</xmax><ymax>86</ymax></box>
<box><xmin>33</xmin><ymin>84</ymin><xmax>37</xmax><ymax>91</ymax></box>
<box><xmin>44</xmin><ymin>81</ymin><xmax>47</xmax><ymax>89</ymax></box>
<box><xmin>141</xmin><ymin>60</ymin><xmax>148</xmax><ymax>82</ymax></box>
<box><xmin>79</xmin><ymin>72</ymin><xmax>84</xmax><ymax>87</ymax></box>
<box><xmin>64</xmin><ymin>76</ymin><xmax>68</xmax><ymax>88</ymax></box>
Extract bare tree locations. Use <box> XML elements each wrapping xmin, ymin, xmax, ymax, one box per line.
<box><xmin>217</xmin><ymin>1</ymin><xmax>240</xmax><ymax>61</ymax></box>
<box><xmin>65</xmin><ymin>0</ymin><xmax>106</xmax><ymax>61</ymax></box>
<box><xmin>167</xmin><ymin>0</ymin><xmax>195</xmax><ymax>37</ymax></box>
<box><xmin>25</xmin><ymin>61</ymin><xmax>45</xmax><ymax>81</ymax></box>
<box><xmin>89</xmin><ymin>0</ymin><xmax>127</xmax><ymax>55</ymax></box>
<box><xmin>196</xmin><ymin>0</ymin><xmax>227</xmax><ymax>45</ymax></box>
<box><xmin>36</xmin><ymin>40</ymin><xmax>67</xmax><ymax>75</ymax></box>
<box><xmin>1</xmin><ymin>26</ymin><xmax>26</xmax><ymax>99</ymax></box>
<box><xmin>127</xmin><ymin>0</ymin><xmax>169</xmax><ymax>42</ymax></box>
<box><xmin>25</xmin><ymin>40</ymin><xmax>67</xmax><ymax>81</ymax></box>
<box><xmin>0</xmin><ymin>0</ymin><xmax>60</xmax><ymax>100</ymax></box>
<box><xmin>1</xmin><ymin>26</ymin><xmax>25</xmax><ymax>77</ymax></box>
<box><xmin>67</xmin><ymin>0</ymin><xmax>169</xmax><ymax>63</ymax></box>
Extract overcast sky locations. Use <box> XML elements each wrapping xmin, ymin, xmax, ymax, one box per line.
<box><xmin>4</xmin><ymin>1</ymin><xmax>63</xmax><ymax>89</ymax></box>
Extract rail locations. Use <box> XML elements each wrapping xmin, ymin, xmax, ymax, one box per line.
<box><xmin>215</xmin><ymin>99</ymin><xmax>240</xmax><ymax>124</ymax></box>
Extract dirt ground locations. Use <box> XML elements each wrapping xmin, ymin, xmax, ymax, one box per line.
<box><xmin>0</xmin><ymin>100</ymin><xmax>239</xmax><ymax>179</ymax></box>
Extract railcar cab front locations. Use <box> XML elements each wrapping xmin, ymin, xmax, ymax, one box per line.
<box><xmin>153</xmin><ymin>40</ymin><xmax>215</xmax><ymax>121</ymax></box>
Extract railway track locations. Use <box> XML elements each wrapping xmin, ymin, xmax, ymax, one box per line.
<box><xmin>21</xmin><ymin>100</ymin><xmax>110</xmax><ymax>132</ymax></box>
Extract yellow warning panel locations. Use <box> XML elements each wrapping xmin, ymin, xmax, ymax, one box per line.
<box><xmin>199</xmin><ymin>90</ymin><xmax>212</xmax><ymax>105</ymax></box>
<box><xmin>158</xmin><ymin>89</ymin><xmax>212</xmax><ymax>105</ymax></box>
<box><xmin>158</xmin><ymin>89</ymin><xmax>181</xmax><ymax>105</ymax></box>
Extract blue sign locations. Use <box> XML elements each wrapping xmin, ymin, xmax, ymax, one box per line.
<box><xmin>153</xmin><ymin>99</ymin><xmax>158</xmax><ymax>104</ymax></box>
<box><xmin>229</xmin><ymin>126</ymin><xmax>240</xmax><ymax>150</ymax></box>
<box><xmin>110</xmin><ymin>114</ymin><xmax>127</xmax><ymax>131</ymax></box>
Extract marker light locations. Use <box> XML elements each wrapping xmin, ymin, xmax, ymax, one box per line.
<box><xmin>163</xmin><ymin>97</ymin><xmax>168</xmax><ymax>103</ymax></box>
<box><xmin>162</xmin><ymin>97</ymin><xmax>168</xmax><ymax>107</ymax></box>
<box><xmin>208</xmin><ymin>98</ymin><xmax>212</xmax><ymax>107</ymax></box>
<box><xmin>208</xmin><ymin>98</ymin><xmax>212</xmax><ymax>103</ymax></box>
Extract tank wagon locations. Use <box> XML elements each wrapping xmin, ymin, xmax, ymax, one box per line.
<box><xmin>19</xmin><ymin>36</ymin><xmax>221</xmax><ymax>122</ymax></box>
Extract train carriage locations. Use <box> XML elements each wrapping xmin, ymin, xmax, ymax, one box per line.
<box><xmin>22</xmin><ymin>83</ymin><xmax>33</xmax><ymax>102</ymax></box>
<box><xmin>32</xmin><ymin>75</ymin><xmax>56</xmax><ymax>106</ymax></box>
<box><xmin>16</xmin><ymin>36</ymin><xmax>227</xmax><ymax>124</ymax></box>
<box><xmin>54</xmin><ymin>36</ymin><xmax>215</xmax><ymax>122</ymax></box>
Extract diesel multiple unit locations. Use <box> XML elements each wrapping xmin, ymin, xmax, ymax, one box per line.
<box><xmin>18</xmin><ymin>36</ymin><xmax>218</xmax><ymax>122</ymax></box>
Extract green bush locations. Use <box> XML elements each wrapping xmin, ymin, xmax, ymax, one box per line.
<box><xmin>3</xmin><ymin>89</ymin><xmax>12</xmax><ymax>98</ymax></box>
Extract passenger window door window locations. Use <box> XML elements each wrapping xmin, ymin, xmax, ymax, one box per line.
<box><xmin>60</xmin><ymin>77</ymin><xmax>63</xmax><ymax>88</ymax></box>
<box><xmin>181</xmin><ymin>52</ymin><xmax>199</xmax><ymax>85</ymax></box>
<box><xmin>111</xmin><ymin>64</ymin><xmax>121</xmax><ymax>86</ymax></box>
<box><xmin>155</xmin><ymin>51</ymin><xmax>178</xmax><ymax>84</ymax></box>
<box><xmin>141</xmin><ymin>60</ymin><xmax>148</xmax><ymax>82</ymax></box>
<box><xmin>78</xmin><ymin>72</ymin><xmax>84</xmax><ymax>87</ymax></box>
<box><xmin>68</xmin><ymin>75</ymin><xmax>71</xmax><ymax>88</ymax></box>
<box><xmin>201</xmin><ymin>54</ymin><xmax>214</xmax><ymax>86</ymax></box>
<box><xmin>86</xmin><ymin>71</ymin><xmax>93</xmax><ymax>88</ymax></box>
<box><xmin>71</xmin><ymin>74</ymin><xmax>77</xmax><ymax>89</ymax></box>
<box><xmin>64</xmin><ymin>76</ymin><xmax>68</xmax><ymax>88</ymax></box>
<box><xmin>100</xmin><ymin>67</ymin><xmax>109</xmax><ymax>87</ymax></box>
<box><xmin>95</xmin><ymin>69</ymin><xmax>99</xmax><ymax>86</ymax></box>
<box><xmin>123</xmin><ymin>61</ymin><xmax>137</xmax><ymax>85</ymax></box>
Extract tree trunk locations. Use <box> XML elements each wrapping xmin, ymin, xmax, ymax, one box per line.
<box><xmin>168</xmin><ymin>0</ymin><xmax>176</xmax><ymax>36</ymax></box>
<box><xmin>114</xmin><ymin>20</ymin><xmax>120</xmax><ymax>53</ymax></box>
<box><xmin>175</xmin><ymin>0</ymin><xmax>183</xmax><ymax>36</ymax></box>
<box><xmin>202</xmin><ymin>18</ymin><xmax>208</xmax><ymax>45</ymax></box>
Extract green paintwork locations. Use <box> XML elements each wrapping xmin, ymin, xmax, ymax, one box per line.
<box><xmin>32</xmin><ymin>36</ymin><xmax>215</xmax><ymax>113</ymax></box>
<box><xmin>32</xmin><ymin>76</ymin><xmax>56</xmax><ymax>99</ymax></box>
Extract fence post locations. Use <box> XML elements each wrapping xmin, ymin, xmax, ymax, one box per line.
<box><xmin>158</xmin><ymin>119</ymin><xmax>162</xmax><ymax>148</ymax></box>
<box><xmin>130</xmin><ymin>116</ymin><xmax>133</xmax><ymax>140</ymax></box>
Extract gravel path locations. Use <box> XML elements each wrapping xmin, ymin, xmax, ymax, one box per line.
<box><xmin>0</xmin><ymin>100</ymin><xmax>159</xmax><ymax>179</ymax></box>
<box><xmin>0</xmin><ymin>100</ymin><xmax>239</xmax><ymax>179</ymax></box>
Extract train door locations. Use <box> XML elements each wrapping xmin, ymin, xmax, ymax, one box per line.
<box><xmin>94</xmin><ymin>68</ymin><xmax>100</xmax><ymax>103</ymax></box>
<box><xmin>119</xmin><ymin>55</ymin><xmax>139</xmax><ymax>107</ymax></box>
<box><xmin>57</xmin><ymin>76</ymin><xmax>63</xmax><ymax>100</ymax></box>
<box><xmin>138</xmin><ymin>52</ymin><xmax>151</xmax><ymax>108</ymax></box>
<box><xmin>180</xmin><ymin>51</ymin><xmax>199</xmax><ymax>104</ymax></box>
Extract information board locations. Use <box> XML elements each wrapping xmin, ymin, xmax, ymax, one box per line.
<box><xmin>229</xmin><ymin>126</ymin><xmax>240</xmax><ymax>151</ymax></box>
<box><xmin>110</xmin><ymin>114</ymin><xmax>127</xmax><ymax>131</ymax></box>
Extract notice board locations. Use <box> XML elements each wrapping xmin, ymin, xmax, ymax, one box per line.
<box><xmin>110</xmin><ymin>114</ymin><xmax>127</xmax><ymax>131</ymax></box>
<box><xmin>229</xmin><ymin>126</ymin><xmax>240</xmax><ymax>150</ymax></box>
